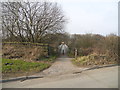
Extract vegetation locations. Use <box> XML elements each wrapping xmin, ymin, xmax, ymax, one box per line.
<box><xmin>72</xmin><ymin>53</ymin><xmax>118</xmax><ymax>67</ymax></box>
<box><xmin>1</xmin><ymin>1</ymin><xmax>119</xmax><ymax>77</ymax></box>
<box><xmin>2</xmin><ymin>43</ymin><xmax>48</xmax><ymax>61</ymax></box>
<box><xmin>35</xmin><ymin>55</ymin><xmax>57</xmax><ymax>63</ymax></box>
<box><xmin>2</xmin><ymin>58</ymin><xmax>50</xmax><ymax>74</ymax></box>
<box><xmin>70</xmin><ymin>34</ymin><xmax>119</xmax><ymax>67</ymax></box>
<box><xmin>3</xmin><ymin>42</ymin><xmax>48</xmax><ymax>46</ymax></box>
<box><xmin>2</xmin><ymin>55</ymin><xmax>57</xmax><ymax>78</ymax></box>
<box><xmin>2</xmin><ymin>2</ymin><xmax>66</xmax><ymax>43</ymax></box>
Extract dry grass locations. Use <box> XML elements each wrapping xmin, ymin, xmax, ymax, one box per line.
<box><xmin>2</xmin><ymin>44</ymin><xmax>47</xmax><ymax>62</ymax></box>
<box><xmin>72</xmin><ymin>53</ymin><xmax>118</xmax><ymax>67</ymax></box>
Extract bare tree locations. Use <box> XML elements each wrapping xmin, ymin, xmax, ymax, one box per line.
<box><xmin>1</xmin><ymin>1</ymin><xmax>66</xmax><ymax>42</ymax></box>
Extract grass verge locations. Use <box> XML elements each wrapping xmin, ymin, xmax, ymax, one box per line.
<box><xmin>2</xmin><ymin>58</ymin><xmax>50</xmax><ymax>74</ymax></box>
<box><xmin>71</xmin><ymin>53</ymin><xmax>118</xmax><ymax>67</ymax></box>
<box><xmin>2</xmin><ymin>55</ymin><xmax>57</xmax><ymax>79</ymax></box>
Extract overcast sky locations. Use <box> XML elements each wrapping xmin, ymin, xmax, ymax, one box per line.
<box><xmin>55</xmin><ymin>0</ymin><xmax>119</xmax><ymax>36</ymax></box>
<box><xmin>2</xmin><ymin>0</ymin><xmax>119</xmax><ymax>35</ymax></box>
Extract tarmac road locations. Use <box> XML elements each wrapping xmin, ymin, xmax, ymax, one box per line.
<box><xmin>2</xmin><ymin>66</ymin><xmax>118</xmax><ymax>88</ymax></box>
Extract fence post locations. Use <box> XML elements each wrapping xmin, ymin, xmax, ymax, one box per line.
<box><xmin>47</xmin><ymin>44</ymin><xmax>50</xmax><ymax>56</ymax></box>
<box><xmin>75</xmin><ymin>48</ymin><xmax>77</xmax><ymax>59</ymax></box>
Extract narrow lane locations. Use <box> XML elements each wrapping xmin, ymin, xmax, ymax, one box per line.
<box><xmin>39</xmin><ymin>55</ymin><xmax>83</xmax><ymax>76</ymax></box>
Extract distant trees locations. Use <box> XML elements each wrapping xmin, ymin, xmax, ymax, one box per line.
<box><xmin>68</xmin><ymin>34</ymin><xmax>104</xmax><ymax>55</ymax></box>
<box><xmin>94</xmin><ymin>34</ymin><xmax>118</xmax><ymax>59</ymax></box>
<box><xmin>41</xmin><ymin>32</ymin><xmax>70</xmax><ymax>44</ymax></box>
<box><xmin>2</xmin><ymin>2</ymin><xmax>66</xmax><ymax>42</ymax></box>
<box><xmin>68</xmin><ymin>33</ymin><xmax>118</xmax><ymax>59</ymax></box>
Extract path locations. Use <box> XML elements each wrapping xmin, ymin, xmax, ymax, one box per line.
<box><xmin>38</xmin><ymin>55</ymin><xmax>83</xmax><ymax>77</ymax></box>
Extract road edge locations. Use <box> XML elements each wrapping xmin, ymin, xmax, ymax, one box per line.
<box><xmin>1</xmin><ymin>64</ymin><xmax>118</xmax><ymax>83</ymax></box>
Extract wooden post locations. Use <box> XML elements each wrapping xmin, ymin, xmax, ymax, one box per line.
<box><xmin>75</xmin><ymin>48</ymin><xmax>77</xmax><ymax>59</ymax></box>
<box><xmin>47</xmin><ymin>44</ymin><xmax>49</xmax><ymax>56</ymax></box>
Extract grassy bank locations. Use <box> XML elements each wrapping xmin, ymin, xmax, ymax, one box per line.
<box><xmin>71</xmin><ymin>53</ymin><xmax>118</xmax><ymax>67</ymax></box>
<box><xmin>2</xmin><ymin>58</ymin><xmax>51</xmax><ymax>74</ymax></box>
<box><xmin>2</xmin><ymin>56</ymin><xmax>56</xmax><ymax>79</ymax></box>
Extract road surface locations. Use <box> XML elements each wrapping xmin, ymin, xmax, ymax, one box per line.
<box><xmin>2</xmin><ymin>56</ymin><xmax>118</xmax><ymax>88</ymax></box>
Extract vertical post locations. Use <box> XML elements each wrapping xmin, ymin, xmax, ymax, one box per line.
<box><xmin>47</xmin><ymin>44</ymin><xmax>49</xmax><ymax>56</ymax></box>
<box><xmin>75</xmin><ymin>48</ymin><xmax>77</xmax><ymax>59</ymax></box>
